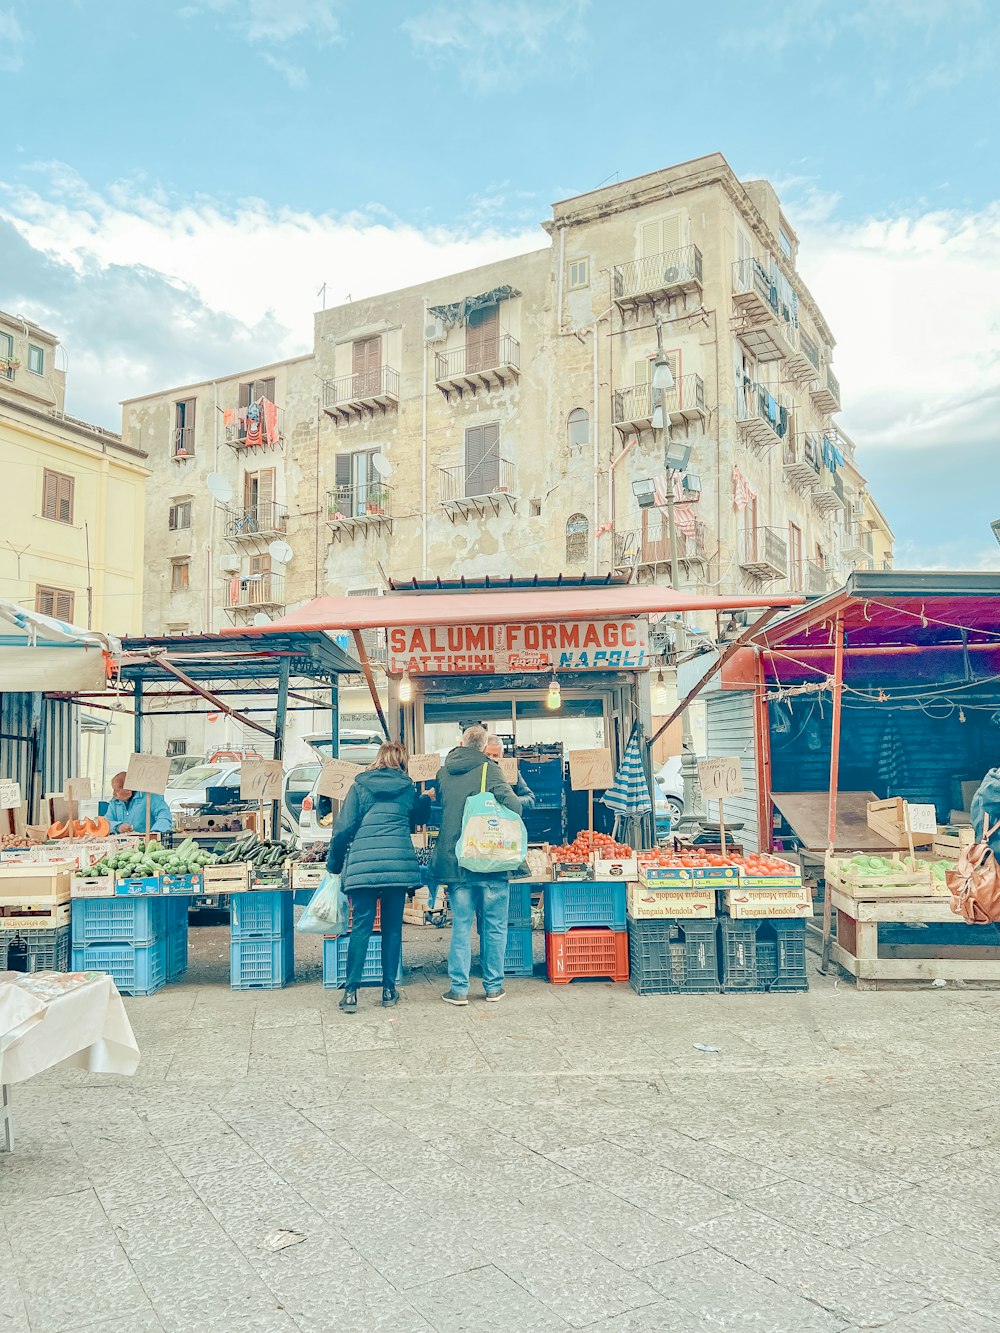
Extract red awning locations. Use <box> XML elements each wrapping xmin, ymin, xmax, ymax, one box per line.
<box><xmin>226</xmin><ymin>587</ymin><xmax>802</xmax><ymax>635</ymax></box>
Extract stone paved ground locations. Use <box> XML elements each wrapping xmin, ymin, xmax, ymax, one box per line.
<box><xmin>4</xmin><ymin>920</ymin><xmax>1000</xmax><ymax>1332</ymax></box>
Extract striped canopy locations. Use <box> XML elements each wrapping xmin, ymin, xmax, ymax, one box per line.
<box><xmin>601</xmin><ymin>731</ymin><xmax>652</xmax><ymax>817</ymax></box>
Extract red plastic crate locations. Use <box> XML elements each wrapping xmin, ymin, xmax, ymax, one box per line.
<box><xmin>348</xmin><ymin>899</ymin><xmax>380</xmax><ymax>932</ymax></box>
<box><xmin>545</xmin><ymin>927</ymin><xmax>629</xmax><ymax>984</ymax></box>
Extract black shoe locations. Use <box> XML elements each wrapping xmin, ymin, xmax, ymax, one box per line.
<box><xmin>382</xmin><ymin>984</ymin><xmax>400</xmax><ymax>1007</ymax></box>
<box><xmin>339</xmin><ymin>987</ymin><xmax>358</xmax><ymax>1014</ymax></box>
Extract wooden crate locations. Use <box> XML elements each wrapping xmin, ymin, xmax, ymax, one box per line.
<box><xmin>0</xmin><ymin>898</ymin><xmax>71</xmax><ymax>928</ymax></box>
<box><xmin>201</xmin><ymin>862</ymin><xmax>251</xmax><ymax>890</ymax></box>
<box><xmin>867</xmin><ymin>798</ymin><xmax>934</xmax><ymax>848</ymax></box>
<box><xmin>933</xmin><ymin>826</ymin><xmax>974</xmax><ymax>860</ymax></box>
<box><xmin>825</xmin><ymin>853</ymin><xmax>930</xmax><ymax>898</ymax></box>
<box><xmin>831</xmin><ymin>887</ymin><xmax>1000</xmax><ymax>990</ymax></box>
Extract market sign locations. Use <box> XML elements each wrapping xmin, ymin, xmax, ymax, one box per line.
<box><xmin>387</xmin><ymin>619</ymin><xmax>649</xmax><ymax>675</ymax></box>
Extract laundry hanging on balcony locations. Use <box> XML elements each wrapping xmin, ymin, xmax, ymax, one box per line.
<box><xmin>822</xmin><ymin>434</ymin><xmax>845</xmax><ymax>472</ymax></box>
<box><xmin>732</xmin><ymin>465</ymin><xmax>757</xmax><ymax>511</ymax></box>
<box><xmin>262</xmin><ymin>398</ymin><xmax>279</xmax><ymax>446</ymax></box>
<box><xmin>223</xmin><ymin>408</ymin><xmax>236</xmax><ymax>428</ymax></box>
<box><xmin>243</xmin><ymin>400</ymin><xmax>263</xmax><ymax>447</ymax></box>
<box><xmin>428</xmin><ymin>285</ymin><xmax>520</xmax><ymax>328</ymax></box>
<box><xmin>652</xmin><ymin>474</ymin><xmax>697</xmax><ymax>535</ymax></box>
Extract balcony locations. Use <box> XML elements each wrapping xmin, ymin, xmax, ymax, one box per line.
<box><xmin>782</xmin><ymin>432</ymin><xmax>822</xmax><ymax>490</ymax></box>
<box><xmin>735</xmin><ymin>382</ymin><xmax>785</xmax><ymax>452</ymax></box>
<box><xmin>800</xmin><ymin>329</ymin><xmax>821</xmax><ymax>375</ymax></box>
<box><xmin>223</xmin><ymin>502</ymin><xmax>288</xmax><ymax>542</ymax></box>
<box><xmin>224</xmin><ymin>572</ymin><xmax>285</xmax><ymax>614</ymax></box>
<box><xmin>841</xmin><ymin>523</ymin><xmax>871</xmax><ymax>562</ymax></box>
<box><xmin>323</xmin><ymin>366</ymin><xmax>400</xmax><ymax>423</ymax></box>
<box><xmin>613</xmin><ymin>521</ymin><xmax>709</xmax><ymax>575</ymax></box>
<box><xmin>326</xmin><ymin>483</ymin><xmax>393</xmax><ymax>541</ymax></box>
<box><xmin>612</xmin><ymin>374</ymin><xmax>707</xmax><ymax>435</ymax></box>
<box><xmin>738</xmin><ymin>526</ymin><xmax>788</xmax><ymax>581</ymax></box>
<box><xmin>782</xmin><ymin>323</ymin><xmax>819</xmax><ymax>383</ymax></box>
<box><xmin>806</xmin><ymin>560</ymin><xmax>833</xmax><ymax>595</ymax></box>
<box><xmin>1</xmin><ymin>359</ymin><xmax>17</xmax><ymax>382</ymax></box>
<box><xmin>731</xmin><ymin>258</ymin><xmax>796</xmax><ymax>363</ymax></box>
<box><xmin>172</xmin><ymin>426</ymin><xmax>195</xmax><ymax>458</ymax></box>
<box><xmin>225</xmin><ymin>405</ymin><xmax>285</xmax><ymax>451</ymax></box>
<box><xmin>439</xmin><ymin>458</ymin><xmax>517</xmax><ymax>521</ymax></box>
<box><xmin>434</xmin><ymin>336</ymin><xmax>520</xmax><ymax>400</ymax></box>
<box><xmin>612</xmin><ymin>245</ymin><xmax>703</xmax><ymax>312</ymax></box>
<box><xmin>811</xmin><ymin>367</ymin><xmax>841</xmax><ymax>415</ymax></box>
<box><xmin>812</xmin><ymin>469</ymin><xmax>846</xmax><ymax>517</ymax></box>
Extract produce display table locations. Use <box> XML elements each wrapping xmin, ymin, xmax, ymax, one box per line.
<box><xmin>0</xmin><ymin>970</ymin><xmax>140</xmax><ymax>1151</ymax></box>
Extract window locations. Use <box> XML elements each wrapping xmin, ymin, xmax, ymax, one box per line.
<box><xmin>174</xmin><ymin>398</ymin><xmax>196</xmax><ymax>456</ymax></box>
<box><xmin>568</xmin><ymin>259</ymin><xmax>589</xmax><ymax>289</ymax></box>
<box><xmin>333</xmin><ymin>452</ymin><xmax>378</xmax><ymax>516</ymax></box>
<box><xmin>0</xmin><ymin>332</ymin><xmax>12</xmax><ymax>360</ymax></box>
<box><xmin>464</xmin><ymin>422</ymin><xmax>500</xmax><ymax>497</ymax></box>
<box><xmin>27</xmin><ymin>344</ymin><xmax>44</xmax><ymax>375</ymax></box>
<box><xmin>244</xmin><ymin>468</ymin><xmax>277</xmax><ymax>524</ymax></box>
<box><xmin>567</xmin><ymin>408</ymin><xmax>590</xmax><ymax>450</ymax></box>
<box><xmin>42</xmin><ymin>469</ymin><xmax>74</xmax><ymax>524</ymax></box>
<box><xmin>565</xmin><ymin>513</ymin><xmax>590</xmax><ymax>566</ymax></box>
<box><xmin>351</xmin><ymin>338</ymin><xmax>382</xmax><ymax>396</ymax></box>
<box><xmin>165</xmin><ymin>739</ymin><xmax>187</xmax><ymax>757</ymax></box>
<box><xmin>347</xmin><ymin>587</ymin><xmax>385</xmax><ymax>662</ymax></box>
<box><xmin>529</xmin><ymin>499</ymin><xmax>542</xmax><ymax>517</ymax></box>
<box><xmin>789</xmin><ymin>522</ymin><xmax>803</xmax><ymax>590</ymax></box>
<box><xmin>465</xmin><ymin>305</ymin><xmax>499</xmax><ymax>373</ymax></box>
<box><xmin>35</xmin><ymin>585</ymin><xmax>74</xmax><ymax>621</ymax></box>
<box><xmin>640</xmin><ymin>215</ymin><xmax>682</xmax><ymax>259</ymax></box>
<box><xmin>239</xmin><ymin>377</ymin><xmax>275</xmax><ymax>407</ymax></box>
<box><xmin>171</xmin><ymin>559</ymin><xmax>190</xmax><ymax>592</ymax></box>
<box><xmin>168</xmin><ymin>500</ymin><xmax>192</xmax><ymax>531</ymax></box>
<box><xmin>778</xmin><ymin>224</ymin><xmax>794</xmax><ymax>261</ymax></box>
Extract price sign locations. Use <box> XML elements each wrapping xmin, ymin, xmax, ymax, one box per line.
<box><xmin>124</xmin><ymin>754</ymin><xmax>171</xmax><ymax>795</ymax></box>
<box><xmin>569</xmin><ymin>748</ymin><xmax>614</xmax><ymax>791</ymax></box>
<box><xmin>697</xmin><ymin>757</ymin><xmax>745</xmax><ymax>800</ymax></box>
<box><xmin>907</xmin><ymin>803</ymin><xmax>938</xmax><ymax>835</ymax></box>
<box><xmin>499</xmin><ymin>757</ymin><xmax>519</xmax><ymax>784</ymax></box>
<box><xmin>317</xmin><ymin>759</ymin><xmax>363</xmax><ymax>801</ymax></box>
<box><xmin>66</xmin><ymin>776</ymin><xmax>93</xmax><ymax>802</ymax></box>
<box><xmin>0</xmin><ymin>780</ymin><xmax>22</xmax><ymax>810</ymax></box>
<box><xmin>240</xmin><ymin>759</ymin><xmax>284</xmax><ymax>801</ymax></box>
<box><xmin>407</xmin><ymin>754</ymin><xmax>441</xmax><ymax>784</ymax></box>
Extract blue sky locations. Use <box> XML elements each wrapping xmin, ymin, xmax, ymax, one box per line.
<box><xmin>1</xmin><ymin>0</ymin><xmax>998</xmax><ymax>565</ymax></box>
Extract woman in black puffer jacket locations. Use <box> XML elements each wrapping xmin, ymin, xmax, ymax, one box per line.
<box><xmin>327</xmin><ymin>742</ymin><xmax>429</xmax><ymax>1013</ymax></box>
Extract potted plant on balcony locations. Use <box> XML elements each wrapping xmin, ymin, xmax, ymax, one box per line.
<box><xmin>365</xmin><ymin>483</ymin><xmax>388</xmax><ymax>517</ymax></box>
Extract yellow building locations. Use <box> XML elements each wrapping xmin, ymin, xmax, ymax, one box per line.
<box><xmin>0</xmin><ymin>310</ymin><xmax>149</xmax><ymax>636</ymax></box>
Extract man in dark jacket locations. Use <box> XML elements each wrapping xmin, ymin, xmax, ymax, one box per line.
<box><xmin>432</xmin><ymin>725</ymin><xmax>522</xmax><ymax>1005</ymax></box>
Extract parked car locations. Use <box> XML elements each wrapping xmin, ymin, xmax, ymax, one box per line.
<box><xmin>295</xmin><ymin>730</ymin><xmax>386</xmax><ymax>841</ymax></box>
<box><xmin>168</xmin><ymin>754</ymin><xmax>206</xmax><ymax>779</ymax></box>
<box><xmin>654</xmin><ymin>755</ymin><xmax>685</xmax><ymax>836</ymax></box>
<box><xmin>163</xmin><ymin>762</ymin><xmax>241</xmax><ymax>811</ymax></box>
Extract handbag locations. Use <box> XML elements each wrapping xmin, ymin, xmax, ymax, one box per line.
<box><xmin>947</xmin><ymin>819</ymin><xmax>1000</xmax><ymax>925</ymax></box>
<box><xmin>457</xmin><ymin>764</ymin><xmax>527</xmax><ymax>874</ymax></box>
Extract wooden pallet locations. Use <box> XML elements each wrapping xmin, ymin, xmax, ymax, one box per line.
<box><xmin>830</xmin><ymin>887</ymin><xmax>1000</xmax><ymax>990</ymax></box>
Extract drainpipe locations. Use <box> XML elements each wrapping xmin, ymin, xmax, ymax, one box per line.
<box><xmin>207</xmin><ymin>379</ymin><xmax>219</xmax><ymax>632</ymax></box>
<box><xmin>557</xmin><ymin>226</ymin><xmax>566</xmax><ymax>332</ymax></box>
<box><xmin>591</xmin><ymin>321</ymin><xmax>600</xmax><ymax>574</ymax></box>
<box><xmin>421</xmin><ymin>299</ymin><xmax>429</xmax><ymax>578</ymax></box>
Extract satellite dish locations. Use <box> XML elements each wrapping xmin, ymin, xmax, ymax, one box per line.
<box><xmin>268</xmin><ymin>539</ymin><xmax>293</xmax><ymax>565</ymax></box>
<box><xmin>371</xmin><ymin>455</ymin><xmax>391</xmax><ymax>479</ymax></box>
<box><xmin>252</xmin><ymin>613</ymin><xmax>271</xmax><ymax>627</ymax></box>
<box><xmin>206</xmin><ymin>472</ymin><xmax>233</xmax><ymax>504</ymax></box>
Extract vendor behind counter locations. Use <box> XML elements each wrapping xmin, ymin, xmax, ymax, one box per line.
<box><xmin>105</xmin><ymin>771</ymin><xmax>173</xmax><ymax>834</ymax></box>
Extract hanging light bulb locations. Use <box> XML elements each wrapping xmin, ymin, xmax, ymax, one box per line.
<box><xmin>545</xmin><ymin>674</ymin><xmax>561</xmax><ymax>711</ymax></box>
<box><xmin>653</xmin><ymin>669</ymin><xmax>669</xmax><ymax>711</ymax></box>
<box><xmin>398</xmin><ymin>670</ymin><xmax>413</xmax><ymax>704</ymax></box>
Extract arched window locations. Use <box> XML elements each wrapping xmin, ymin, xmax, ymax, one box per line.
<box><xmin>565</xmin><ymin>513</ymin><xmax>589</xmax><ymax>566</ymax></box>
<box><xmin>567</xmin><ymin>408</ymin><xmax>590</xmax><ymax>450</ymax></box>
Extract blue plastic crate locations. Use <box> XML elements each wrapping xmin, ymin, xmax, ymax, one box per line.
<box><xmin>165</xmin><ymin>897</ymin><xmax>190</xmax><ymax>931</ymax></box>
<box><xmin>543</xmin><ymin>880</ymin><xmax>628</xmax><ymax>933</ymax></box>
<box><xmin>72</xmin><ymin>896</ymin><xmax>167</xmax><ymax>947</ymax></box>
<box><xmin>720</xmin><ymin>919</ymin><xmax>808</xmax><ymax>993</ymax></box>
<box><xmin>115</xmin><ymin>876</ymin><xmax>161</xmax><ymax>897</ymax></box>
<box><xmin>230</xmin><ymin>934</ymin><xmax>294</xmax><ymax>990</ymax></box>
<box><xmin>167</xmin><ymin>926</ymin><xmax>188</xmax><ymax>982</ymax></box>
<box><xmin>230</xmin><ymin>891</ymin><xmax>293</xmax><ymax>938</ymax></box>
<box><xmin>628</xmin><ymin>919</ymin><xmax>720</xmax><ymax>995</ymax></box>
<box><xmin>507</xmin><ymin>881</ymin><xmax>533</xmax><ymax>925</ymax></box>
<box><xmin>322</xmin><ymin>933</ymin><xmax>402</xmax><ymax>989</ymax></box>
<box><xmin>1</xmin><ymin>924</ymin><xmax>70</xmax><ymax>973</ymax></box>
<box><xmin>71</xmin><ymin>940</ymin><xmax>167</xmax><ymax>996</ymax></box>
<box><xmin>504</xmin><ymin>925</ymin><xmax>534</xmax><ymax>976</ymax></box>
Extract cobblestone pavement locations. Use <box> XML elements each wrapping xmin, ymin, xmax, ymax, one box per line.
<box><xmin>4</xmin><ymin>920</ymin><xmax>1000</xmax><ymax>1332</ymax></box>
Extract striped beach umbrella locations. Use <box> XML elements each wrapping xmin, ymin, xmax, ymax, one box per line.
<box><xmin>602</xmin><ymin>729</ymin><xmax>652</xmax><ymax>822</ymax></box>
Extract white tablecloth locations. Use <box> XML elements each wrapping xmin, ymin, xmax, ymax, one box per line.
<box><xmin>0</xmin><ymin>971</ymin><xmax>140</xmax><ymax>1085</ymax></box>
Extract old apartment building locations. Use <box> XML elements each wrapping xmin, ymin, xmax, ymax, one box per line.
<box><xmin>124</xmin><ymin>153</ymin><xmax>892</xmax><ymax>647</ymax></box>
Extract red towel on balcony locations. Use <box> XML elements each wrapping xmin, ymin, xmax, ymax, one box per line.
<box><xmin>262</xmin><ymin>398</ymin><xmax>279</xmax><ymax>446</ymax></box>
<box><xmin>732</xmin><ymin>465</ymin><xmax>756</xmax><ymax>511</ymax></box>
<box><xmin>223</xmin><ymin>408</ymin><xmax>236</xmax><ymax>428</ymax></box>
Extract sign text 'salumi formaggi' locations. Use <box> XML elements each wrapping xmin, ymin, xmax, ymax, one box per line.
<box><xmin>387</xmin><ymin>619</ymin><xmax>649</xmax><ymax>675</ymax></box>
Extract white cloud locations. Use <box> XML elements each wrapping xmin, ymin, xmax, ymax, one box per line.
<box><xmin>0</xmin><ymin>7</ymin><xmax>27</xmax><ymax>72</ymax></box>
<box><xmin>181</xmin><ymin>0</ymin><xmax>341</xmax><ymax>43</ymax></box>
<box><xmin>404</xmin><ymin>0</ymin><xmax>589</xmax><ymax>92</ymax></box>
<box><xmin>261</xmin><ymin>53</ymin><xmax>309</xmax><ymax>88</ymax></box>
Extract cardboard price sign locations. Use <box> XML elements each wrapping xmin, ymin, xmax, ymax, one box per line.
<box><xmin>407</xmin><ymin>753</ymin><xmax>441</xmax><ymax>784</ymax></box>
<box><xmin>906</xmin><ymin>803</ymin><xmax>937</xmax><ymax>836</ymax></box>
<box><xmin>124</xmin><ymin>754</ymin><xmax>171</xmax><ymax>795</ymax></box>
<box><xmin>317</xmin><ymin>759</ymin><xmax>363</xmax><ymax>801</ymax></box>
<box><xmin>569</xmin><ymin>748</ymin><xmax>614</xmax><ymax>791</ymax></box>
<box><xmin>499</xmin><ymin>757</ymin><xmax>519</xmax><ymax>784</ymax></box>
<box><xmin>66</xmin><ymin>776</ymin><xmax>93</xmax><ymax>802</ymax></box>
<box><xmin>698</xmin><ymin>757</ymin><xmax>745</xmax><ymax>800</ymax></box>
<box><xmin>0</xmin><ymin>780</ymin><xmax>22</xmax><ymax>810</ymax></box>
<box><xmin>240</xmin><ymin>760</ymin><xmax>284</xmax><ymax>802</ymax></box>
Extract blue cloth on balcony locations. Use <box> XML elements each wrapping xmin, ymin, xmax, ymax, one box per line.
<box><xmin>777</xmin><ymin>406</ymin><xmax>788</xmax><ymax>439</ymax></box>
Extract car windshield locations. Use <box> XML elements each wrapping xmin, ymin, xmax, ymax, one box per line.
<box><xmin>168</xmin><ymin>765</ymin><xmax>229</xmax><ymax>789</ymax></box>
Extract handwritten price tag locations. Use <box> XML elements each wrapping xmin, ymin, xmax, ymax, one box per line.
<box><xmin>569</xmin><ymin>748</ymin><xmax>614</xmax><ymax>791</ymax></box>
<box><xmin>0</xmin><ymin>780</ymin><xmax>22</xmax><ymax>810</ymax></box>
<box><xmin>240</xmin><ymin>759</ymin><xmax>284</xmax><ymax>801</ymax></box>
<box><xmin>499</xmin><ymin>757</ymin><xmax>519</xmax><ymax>784</ymax></box>
<box><xmin>66</xmin><ymin>776</ymin><xmax>93</xmax><ymax>802</ymax></box>
<box><xmin>907</xmin><ymin>803</ymin><xmax>937</xmax><ymax>835</ymax></box>
<box><xmin>124</xmin><ymin>754</ymin><xmax>172</xmax><ymax>795</ymax></box>
<box><xmin>407</xmin><ymin>753</ymin><xmax>441</xmax><ymax>784</ymax></box>
<box><xmin>317</xmin><ymin>759</ymin><xmax>363</xmax><ymax>801</ymax></box>
<box><xmin>697</xmin><ymin>757</ymin><xmax>745</xmax><ymax>800</ymax></box>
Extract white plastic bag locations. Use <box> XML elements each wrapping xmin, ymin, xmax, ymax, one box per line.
<box><xmin>297</xmin><ymin>871</ymin><xmax>349</xmax><ymax>935</ymax></box>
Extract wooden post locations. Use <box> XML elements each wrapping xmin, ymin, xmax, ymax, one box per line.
<box><xmin>259</xmin><ymin>797</ymin><xmax>266</xmax><ymax>842</ymax></box>
<box><xmin>903</xmin><ymin>801</ymin><xmax>915</xmax><ymax>862</ymax></box>
<box><xmin>718</xmin><ymin>798</ymin><xmax>727</xmax><ymax>858</ymax></box>
<box><xmin>821</xmin><ymin>610</ymin><xmax>846</xmax><ymax>973</ymax></box>
<box><xmin>588</xmin><ymin>788</ymin><xmax>594</xmax><ymax>833</ymax></box>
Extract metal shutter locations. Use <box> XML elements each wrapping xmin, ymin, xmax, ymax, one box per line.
<box><xmin>704</xmin><ymin>689</ymin><xmax>759</xmax><ymax>851</ymax></box>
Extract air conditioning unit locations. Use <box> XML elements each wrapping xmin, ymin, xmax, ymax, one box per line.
<box><xmin>220</xmin><ymin>555</ymin><xmax>240</xmax><ymax>574</ymax></box>
<box><xmin>851</xmin><ymin>498</ymin><xmax>865</xmax><ymax>516</ymax></box>
<box><xmin>424</xmin><ymin>318</ymin><xmax>446</xmax><ymax>343</ymax></box>
<box><xmin>663</xmin><ymin>265</ymin><xmax>682</xmax><ymax>284</ymax></box>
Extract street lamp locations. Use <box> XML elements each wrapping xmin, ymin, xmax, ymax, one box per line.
<box><xmin>632</xmin><ymin>478</ymin><xmax>657</xmax><ymax>509</ymax></box>
<box><xmin>991</xmin><ymin>519</ymin><xmax>1000</xmax><ymax>546</ymax></box>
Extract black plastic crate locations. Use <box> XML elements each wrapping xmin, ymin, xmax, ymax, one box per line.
<box><xmin>720</xmin><ymin>919</ymin><xmax>808</xmax><ymax>992</ymax></box>
<box><xmin>627</xmin><ymin>918</ymin><xmax>719</xmax><ymax>995</ymax></box>
<box><xmin>1</xmin><ymin>925</ymin><xmax>70</xmax><ymax>973</ymax></box>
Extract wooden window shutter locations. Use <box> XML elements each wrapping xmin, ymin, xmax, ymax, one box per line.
<box><xmin>260</xmin><ymin>378</ymin><xmax>275</xmax><ymax>401</ymax></box>
<box><xmin>243</xmin><ymin>472</ymin><xmax>254</xmax><ymax>511</ymax></box>
<box><xmin>55</xmin><ymin>589</ymin><xmax>74</xmax><ymax>620</ymax></box>
<box><xmin>466</xmin><ymin>306</ymin><xmax>498</xmax><ymax>372</ymax></box>
<box><xmin>239</xmin><ymin>382</ymin><xmax>252</xmax><ymax>410</ymax></box>
<box><xmin>640</xmin><ymin>221</ymin><xmax>661</xmax><ymax>258</ymax></box>
<box><xmin>258</xmin><ymin>468</ymin><xmax>275</xmax><ymax>512</ymax></box>
<box><xmin>58</xmin><ymin>474</ymin><xmax>74</xmax><ymax>523</ymax></box>
<box><xmin>634</xmin><ymin>360</ymin><xmax>650</xmax><ymax>387</ymax></box>
<box><xmin>353</xmin><ymin>337</ymin><xmax>381</xmax><ymax>395</ymax></box>
<box><xmin>661</xmin><ymin>214</ymin><xmax>681</xmax><ymax>253</ymax></box>
<box><xmin>335</xmin><ymin>455</ymin><xmax>352</xmax><ymax>488</ymax></box>
<box><xmin>42</xmin><ymin>470</ymin><xmax>58</xmax><ymax>520</ymax></box>
<box><xmin>250</xmin><ymin>553</ymin><xmax>271</xmax><ymax>575</ymax></box>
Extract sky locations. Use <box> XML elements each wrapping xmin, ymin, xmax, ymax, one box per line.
<box><xmin>1</xmin><ymin>0</ymin><xmax>998</xmax><ymax>568</ymax></box>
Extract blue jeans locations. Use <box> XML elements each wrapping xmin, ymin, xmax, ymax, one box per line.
<box><xmin>448</xmin><ymin>877</ymin><xmax>509</xmax><ymax>995</ymax></box>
